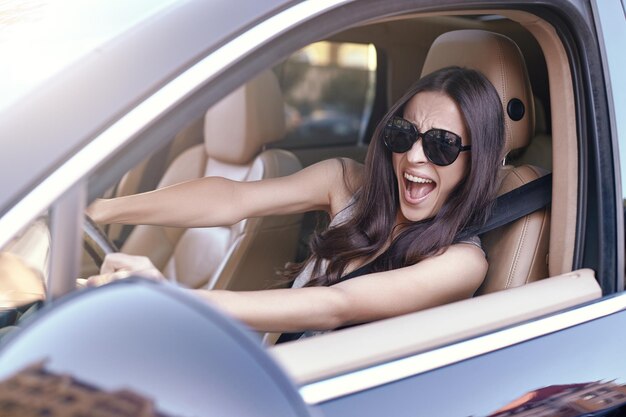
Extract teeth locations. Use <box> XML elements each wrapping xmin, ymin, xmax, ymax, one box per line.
<box><xmin>404</xmin><ymin>172</ymin><xmax>433</xmax><ymax>183</ymax></box>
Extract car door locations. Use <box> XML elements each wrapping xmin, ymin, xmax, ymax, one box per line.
<box><xmin>0</xmin><ymin>0</ymin><xmax>623</xmax><ymax>416</ymax></box>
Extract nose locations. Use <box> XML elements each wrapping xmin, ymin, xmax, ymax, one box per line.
<box><xmin>406</xmin><ymin>138</ymin><xmax>428</xmax><ymax>164</ymax></box>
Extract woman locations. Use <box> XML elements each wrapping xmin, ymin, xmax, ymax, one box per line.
<box><xmin>87</xmin><ymin>66</ymin><xmax>504</xmax><ymax>335</ymax></box>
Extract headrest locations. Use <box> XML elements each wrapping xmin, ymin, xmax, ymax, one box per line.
<box><xmin>421</xmin><ymin>30</ymin><xmax>534</xmax><ymax>155</ymax></box>
<box><xmin>204</xmin><ymin>70</ymin><xmax>286</xmax><ymax>164</ymax></box>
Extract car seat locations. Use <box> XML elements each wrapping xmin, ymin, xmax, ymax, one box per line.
<box><xmin>105</xmin><ymin>117</ymin><xmax>205</xmax><ymax>247</ymax></box>
<box><xmin>420</xmin><ymin>30</ymin><xmax>550</xmax><ymax>294</ymax></box>
<box><xmin>510</xmin><ymin>97</ymin><xmax>552</xmax><ymax>171</ymax></box>
<box><xmin>120</xmin><ymin>70</ymin><xmax>303</xmax><ymax>290</ymax></box>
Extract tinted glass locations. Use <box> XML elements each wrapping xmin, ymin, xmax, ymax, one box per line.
<box><xmin>274</xmin><ymin>41</ymin><xmax>377</xmax><ymax>148</ymax></box>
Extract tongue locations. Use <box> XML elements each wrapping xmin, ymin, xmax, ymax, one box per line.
<box><xmin>408</xmin><ymin>182</ymin><xmax>435</xmax><ymax>200</ymax></box>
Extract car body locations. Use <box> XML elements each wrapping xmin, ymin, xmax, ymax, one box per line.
<box><xmin>0</xmin><ymin>0</ymin><xmax>624</xmax><ymax>416</ymax></box>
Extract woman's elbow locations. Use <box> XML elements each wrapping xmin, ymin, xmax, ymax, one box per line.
<box><xmin>464</xmin><ymin>251</ymin><xmax>489</xmax><ymax>296</ymax></box>
<box><xmin>318</xmin><ymin>287</ymin><xmax>353</xmax><ymax>330</ymax></box>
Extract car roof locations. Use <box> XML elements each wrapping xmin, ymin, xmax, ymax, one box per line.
<box><xmin>0</xmin><ymin>0</ymin><xmax>293</xmax><ymax>218</ymax></box>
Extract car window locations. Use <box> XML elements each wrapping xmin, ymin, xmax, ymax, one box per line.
<box><xmin>0</xmin><ymin>214</ymin><xmax>50</xmax><ymax>340</ymax></box>
<box><xmin>273</xmin><ymin>41</ymin><xmax>377</xmax><ymax>149</ymax></box>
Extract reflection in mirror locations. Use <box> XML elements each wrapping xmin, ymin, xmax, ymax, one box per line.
<box><xmin>485</xmin><ymin>381</ymin><xmax>626</xmax><ymax>416</ymax></box>
<box><xmin>0</xmin><ymin>362</ymin><xmax>174</xmax><ymax>417</ymax></box>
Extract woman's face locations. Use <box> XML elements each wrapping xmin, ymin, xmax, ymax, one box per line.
<box><xmin>392</xmin><ymin>91</ymin><xmax>470</xmax><ymax>223</ymax></box>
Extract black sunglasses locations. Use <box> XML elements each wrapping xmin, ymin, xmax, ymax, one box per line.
<box><xmin>382</xmin><ymin>116</ymin><xmax>471</xmax><ymax>166</ymax></box>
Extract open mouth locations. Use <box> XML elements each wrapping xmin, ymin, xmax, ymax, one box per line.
<box><xmin>403</xmin><ymin>172</ymin><xmax>436</xmax><ymax>204</ymax></box>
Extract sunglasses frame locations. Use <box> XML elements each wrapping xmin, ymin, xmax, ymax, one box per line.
<box><xmin>382</xmin><ymin>116</ymin><xmax>471</xmax><ymax>166</ymax></box>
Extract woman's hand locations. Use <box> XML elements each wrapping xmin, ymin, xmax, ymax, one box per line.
<box><xmin>84</xmin><ymin>253</ymin><xmax>165</xmax><ymax>287</ymax></box>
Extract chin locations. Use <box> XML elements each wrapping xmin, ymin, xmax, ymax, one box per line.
<box><xmin>398</xmin><ymin>204</ymin><xmax>433</xmax><ymax>223</ymax></box>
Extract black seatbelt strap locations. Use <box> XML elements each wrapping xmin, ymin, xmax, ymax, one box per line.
<box><xmin>474</xmin><ymin>173</ymin><xmax>552</xmax><ymax>236</ymax></box>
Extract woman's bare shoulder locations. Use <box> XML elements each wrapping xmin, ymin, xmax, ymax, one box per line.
<box><xmin>343</xmin><ymin>157</ymin><xmax>365</xmax><ymax>183</ymax></box>
<box><xmin>308</xmin><ymin>157</ymin><xmax>363</xmax><ymax>180</ymax></box>
<box><xmin>328</xmin><ymin>158</ymin><xmax>364</xmax><ymax>216</ymax></box>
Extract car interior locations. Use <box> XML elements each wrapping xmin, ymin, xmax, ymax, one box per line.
<box><xmin>110</xmin><ymin>70</ymin><xmax>303</xmax><ymax>291</ymax></box>
<box><xmin>269</xmin><ymin>11</ymin><xmax>599</xmax><ymax>381</ymax></box>
<box><xmin>0</xmin><ymin>6</ymin><xmax>603</xmax><ymax>379</ymax></box>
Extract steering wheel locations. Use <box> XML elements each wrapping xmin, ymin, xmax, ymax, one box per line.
<box><xmin>83</xmin><ymin>214</ymin><xmax>118</xmax><ymax>268</ymax></box>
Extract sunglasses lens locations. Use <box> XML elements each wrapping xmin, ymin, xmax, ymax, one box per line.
<box><xmin>423</xmin><ymin>130</ymin><xmax>462</xmax><ymax>166</ymax></box>
<box><xmin>383</xmin><ymin>119</ymin><xmax>414</xmax><ymax>153</ymax></box>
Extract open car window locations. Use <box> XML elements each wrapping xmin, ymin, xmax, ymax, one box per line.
<box><xmin>85</xmin><ymin>10</ymin><xmax>578</xmax><ymax>339</ymax></box>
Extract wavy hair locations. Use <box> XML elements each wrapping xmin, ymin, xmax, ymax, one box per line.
<box><xmin>286</xmin><ymin>66</ymin><xmax>505</xmax><ymax>287</ymax></box>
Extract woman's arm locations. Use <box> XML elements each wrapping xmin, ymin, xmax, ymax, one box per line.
<box><xmin>87</xmin><ymin>158</ymin><xmax>362</xmax><ymax>228</ymax></box>
<box><xmin>190</xmin><ymin>243</ymin><xmax>487</xmax><ymax>332</ymax></box>
<box><xmin>90</xmin><ymin>243</ymin><xmax>485</xmax><ymax>332</ymax></box>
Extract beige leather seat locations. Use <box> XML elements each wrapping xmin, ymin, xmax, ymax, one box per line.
<box><xmin>421</xmin><ymin>30</ymin><xmax>550</xmax><ymax>294</ymax></box>
<box><xmin>105</xmin><ymin>118</ymin><xmax>205</xmax><ymax>247</ymax></box>
<box><xmin>511</xmin><ymin>97</ymin><xmax>553</xmax><ymax>171</ymax></box>
<box><xmin>121</xmin><ymin>70</ymin><xmax>303</xmax><ymax>290</ymax></box>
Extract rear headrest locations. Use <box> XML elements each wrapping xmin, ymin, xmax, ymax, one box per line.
<box><xmin>421</xmin><ymin>30</ymin><xmax>534</xmax><ymax>155</ymax></box>
<box><xmin>204</xmin><ymin>70</ymin><xmax>286</xmax><ymax>164</ymax></box>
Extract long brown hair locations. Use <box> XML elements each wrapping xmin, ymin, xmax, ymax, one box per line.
<box><xmin>288</xmin><ymin>67</ymin><xmax>504</xmax><ymax>287</ymax></box>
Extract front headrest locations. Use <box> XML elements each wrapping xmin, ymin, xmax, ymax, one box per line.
<box><xmin>204</xmin><ymin>70</ymin><xmax>286</xmax><ymax>164</ymax></box>
<box><xmin>421</xmin><ymin>30</ymin><xmax>534</xmax><ymax>155</ymax></box>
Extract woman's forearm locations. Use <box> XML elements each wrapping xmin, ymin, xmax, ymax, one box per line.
<box><xmin>192</xmin><ymin>287</ymin><xmax>349</xmax><ymax>333</ymax></box>
<box><xmin>87</xmin><ymin>177</ymin><xmax>244</xmax><ymax>228</ymax></box>
<box><xmin>86</xmin><ymin>159</ymin><xmax>354</xmax><ymax>229</ymax></box>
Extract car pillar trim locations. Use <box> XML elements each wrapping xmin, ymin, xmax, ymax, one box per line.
<box><xmin>299</xmin><ymin>293</ymin><xmax>626</xmax><ymax>405</ymax></box>
<box><xmin>0</xmin><ymin>0</ymin><xmax>352</xmax><ymax>250</ymax></box>
<box><xmin>591</xmin><ymin>0</ymin><xmax>626</xmax><ymax>292</ymax></box>
<box><xmin>48</xmin><ymin>183</ymin><xmax>86</xmax><ymax>301</ymax></box>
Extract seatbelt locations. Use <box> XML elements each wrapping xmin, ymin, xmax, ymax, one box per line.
<box><xmin>474</xmin><ymin>173</ymin><xmax>552</xmax><ymax>236</ymax></box>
